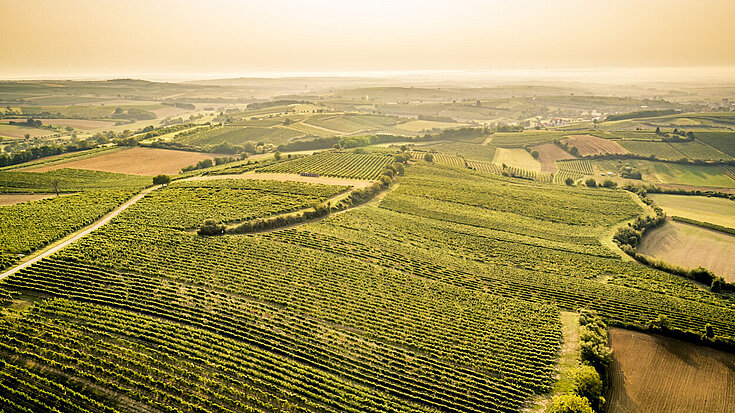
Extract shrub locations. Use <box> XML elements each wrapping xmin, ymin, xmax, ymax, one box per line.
<box><xmin>198</xmin><ymin>220</ymin><xmax>225</xmax><ymax>236</ymax></box>
<box><xmin>584</xmin><ymin>178</ymin><xmax>596</xmax><ymax>187</ymax></box>
<box><xmin>424</xmin><ymin>153</ymin><xmax>434</xmax><ymax>162</ymax></box>
<box><xmin>565</xmin><ymin>177</ymin><xmax>575</xmax><ymax>186</ymax></box>
<box><xmin>600</xmin><ymin>179</ymin><xmax>617</xmax><ymax>188</ymax></box>
<box><xmin>531</xmin><ymin>150</ymin><xmax>540</xmax><ymax>159</ymax></box>
<box><xmin>546</xmin><ymin>394</ymin><xmax>593</xmax><ymax>413</ymax></box>
<box><xmin>571</xmin><ymin>365</ymin><xmax>605</xmax><ymax>412</ymax></box>
<box><xmin>152</xmin><ymin>175</ymin><xmax>171</xmax><ymax>185</ymax></box>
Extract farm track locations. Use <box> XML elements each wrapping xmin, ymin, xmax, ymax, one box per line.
<box><xmin>0</xmin><ymin>185</ymin><xmax>161</xmax><ymax>281</ymax></box>
<box><xmin>0</xmin><ymin>172</ymin><xmax>379</xmax><ymax>280</ymax></box>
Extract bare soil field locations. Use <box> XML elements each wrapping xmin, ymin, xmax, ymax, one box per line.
<box><xmin>638</xmin><ymin>220</ymin><xmax>735</xmax><ymax>281</ymax></box>
<box><xmin>151</xmin><ymin>106</ymin><xmax>193</xmax><ymax>119</ymax></box>
<box><xmin>26</xmin><ymin>147</ymin><xmax>220</xmax><ymax>176</ymax></box>
<box><xmin>607</xmin><ymin>328</ymin><xmax>735</xmax><ymax>413</ymax></box>
<box><xmin>492</xmin><ymin>148</ymin><xmax>542</xmax><ymax>172</ymax></box>
<box><xmin>561</xmin><ymin>134</ymin><xmax>629</xmax><ymax>156</ymax></box>
<box><xmin>0</xmin><ymin>193</ymin><xmax>71</xmax><ymax>206</ymax></box>
<box><xmin>649</xmin><ymin>194</ymin><xmax>735</xmax><ymax>228</ymax></box>
<box><xmin>191</xmin><ymin>172</ymin><xmax>374</xmax><ymax>188</ymax></box>
<box><xmin>531</xmin><ymin>143</ymin><xmax>576</xmax><ymax>173</ymax></box>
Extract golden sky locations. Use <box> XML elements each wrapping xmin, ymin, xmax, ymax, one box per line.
<box><xmin>1</xmin><ymin>0</ymin><xmax>735</xmax><ymax>79</ymax></box>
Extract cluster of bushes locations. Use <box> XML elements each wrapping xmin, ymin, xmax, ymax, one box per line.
<box><xmin>584</xmin><ymin>178</ymin><xmax>617</xmax><ymax>188</ymax></box>
<box><xmin>201</xmin><ymin>159</ymin><xmax>406</xmax><ymax>236</ymax></box>
<box><xmin>162</xmin><ymin>102</ymin><xmax>196</xmax><ymax>110</ymax></box>
<box><xmin>619</xmin><ymin>166</ymin><xmax>642</xmax><ymax>179</ymax></box>
<box><xmin>0</xmin><ymin>141</ymin><xmax>97</xmax><ymax>167</ymax></box>
<box><xmin>622</xmin><ymin>183</ymin><xmax>735</xmax><ymax>201</ymax></box>
<box><xmin>180</xmin><ymin>156</ymin><xmax>238</xmax><ymax>173</ymax></box>
<box><xmin>547</xmin><ymin>310</ymin><xmax>610</xmax><ymax>413</ymax></box>
<box><xmin>339</xmin><ymin>134</ymin><xmax>408</xmax><ymax>149</ymax></box>
<box><xmin>613</xmin><ymin>207</ymin><xmax>666</xmax><ymax>248</ymax></box>
<box><xmin>8</xmin><ymin>118</ymin><xmax>43</xmax><ymax>127</ymax></box>
<box><xmin>246</xmin><ymin>100</ymin><xmax>306</xmax><ymax>110</ymax></box>
<box><xmin>138</xmin><ymin>123</ymin><xmax>196</xmax><ymax>140</ymax></box>
<box><xmin>111</xmin><ymin>107</ymin><xmax>156</xmax><ymax>120</ymax></box>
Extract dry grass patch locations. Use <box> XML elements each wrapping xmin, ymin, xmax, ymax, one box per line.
<box><xmin>0</xmin><ymin>193</ymin><xmax>70</xmax><ymax>206</ymax></box>
<box><xmin>26</xmin><ymin>147</ymin><xmax>220</xmax><ymax>176</ymax></box>
<box><xmin>608</xmin><ymin>328</ymin><xmax>735</xmax><ymax>413</ymax></box>
<box><xmin>492</xmin><ymin>148</ymin><xmax>541</xmax><ymax>172</ymax></box>
<box><xmin>531</xmin><ymin>143</ymin><xmax>576</xmax><ymax>173</ymax></box>
<box><xmin>648</xmin><ymin>194</ymin><xmax>735</xmax><ymax>229</ymax></box>
<box><xmin>561</xmin><ymin>134</ymin><xmax>629</xmax><ymax>156</ymax></box>
<box><xmin>638</xmin><ymin>220</ymin><xmax>735</xmax><ymax>281</ymax></box>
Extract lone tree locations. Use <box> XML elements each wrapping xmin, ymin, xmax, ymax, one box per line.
<box><xmin>153</xmin><ymin>175</ymin><xmax>171</xmax><ymax>186</ymax></box>
<box><xmin>274</xmin><ymin>151</ymin><xmax>282</xmax><ymax>161</ymax></box>
<box><xmin>585</xmin><ymin>178</ymin><xmax>596</xmax><ymax>188</ymax></box>
<box><xmin>424</xmin><ymin>153</ymin><xmax>434</xmax><ymax>162</ymax></box>
<box><xmin>565</xmin><ymin>177</ymin><xmax>575</xmax><ymax>186</ymax></box>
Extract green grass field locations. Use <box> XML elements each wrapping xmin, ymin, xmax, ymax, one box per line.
<box><xmin>649</xmin><ymin>194</ymin><xmax>735</xmax><ymax>228</ymax></box>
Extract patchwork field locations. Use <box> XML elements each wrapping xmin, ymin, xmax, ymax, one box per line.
<box><xmin>561</xmin><ymin>134</ymin><xmax>629</xmax><ymax>156</ymax></box>
<box><xmin>638</xmin><ymin>220</ymin><xmax>735</xmax><ymax>281</ymax></box>
<box><xmin>608</xmin><ymin>328</ymin><xmax>735</xmax><ymax>413</ymax></box>
<box><xmin>531</xmin><ymin>143</ymin><xmax>576</xmax><ymax>173</ymax></box>
<box><xmin>593</xmin><ymin>159</ymin><xmax>735</xmax><ymax>189</ymax></box>
<box><xmin>649</xmin><ymin>194</ymin><xmax>735</xmax><ymax>229</ymax></box>
<box><xmin>492</xmin><ymin>148</ymin><xmax>542</xmax><ymax>172</ymax></box>
<box><xmin>26</xmin><ymin>147</ymin><xmax>221</xmax><ymax>175</ymax></box>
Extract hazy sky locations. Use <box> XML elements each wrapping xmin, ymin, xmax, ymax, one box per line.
<box><xmin>1</xmin><ymin>0</ymin><xmax>735</xmax><ymax>79</ymax></box>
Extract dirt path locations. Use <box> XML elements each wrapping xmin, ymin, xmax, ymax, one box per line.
<box><xmin>0</xmin><ymin>185</ymin><xmax>160</xmax><ymax>281</ymax></box>
<box><xmin>600</xmin><ymin>191</ymin><xmax>656</xmax><ymax>263</ymax></box>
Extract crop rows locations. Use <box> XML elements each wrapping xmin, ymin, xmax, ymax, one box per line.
<box><xmin>555</xmin><ymin>159</ymin><xmax>593</xmax><ymax>175</ymax></box>
<box><xmin>466</xmin><ymin>160</ymin><xmax>502</xmax><ymax>174</ymax></box>
<box><xmin>0</xmin><ymin>190</ymin><xmax>138</xmax><ymax>270</ymax></box>
<box><xmin>122</xmin><ymin>179</ymin><xmax>349</xmax><ymax>229</ymax></box>
<box><xmin>0</xmin><ymin>168</ymin><xmax>148</xmax><ymax>193</ymax></box>
<box><xmin>257</xmin><ymin>152</ymin><xmax>393</xmax><ymax>180</ymax></box>
<box><xmin>724</xmin><ymin>166</ymin><xmax>735</xmax><ymax>181</ymax></box>
<box><xmin>553</xmin><ymin>170</ymin><xmax>584</xmax><ymax>184</ymax></box>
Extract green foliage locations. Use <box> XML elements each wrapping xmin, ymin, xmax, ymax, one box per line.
<box><xmin>584</xmin><ymin>178</ymin><xmax>596</xmax><ymax>187</ymax></box>
<box><xmin>565</xmin><ymin>177</ymin><xmax>575</xmax><ymax>186</ymax></box>
<box><xmin>152</xmin><ymin>174</ymin><xmax>171</xmax><ymax>185</ymax></box>
<box><xmin>0</xmin><ymin>168</ymin><xmax>148</xmax><ymax>193</ymax></box>
<box><xmin>424</xmin><ymin>153</ymin><xmax>434</xmax><ymax>162</ymax></box>
<box><xmin>570</xmin><ymin>365</ymin><xmax>605</xmax><ymax>412</ymax></box>
<box><xmin>546</xmin><ymin>394</ymin><xmax>594</xmax><ymax>413</ymax></box>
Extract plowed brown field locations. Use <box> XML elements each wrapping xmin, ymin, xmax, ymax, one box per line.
<box><xmin>561</xmin><ymin>134</ymin><xmax>628</xmax><ymax>156</ymax></box>
<box><xmin>607</xmin><ymin>328</ymin><xmax>735</xmax><ymax>413</ymax></box>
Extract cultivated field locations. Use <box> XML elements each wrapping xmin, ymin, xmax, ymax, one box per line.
<box><xmin>0</xmin><ymin>193</ymin><xmax>63</xmax><ymax>206</ymax></box>
<box><xmin>26</xmin><ymin>147</ymin><xmax>222</xmax><ymax>175</ymax></box>
<box><xmin>492</xmin><ymin>148</ymin><xmax>542</xmax><ymax>172</ymax></box>
<box><xmin>638</xmin><ymin>220</ymin><xmax>735</xmax><ymax>281</ymax></box>
<box><xmin>649</xmin><ymin>194</ymin><xmax>735</xmax><ymax>229</ymax></box>
<box><xmin>531</xmin><ymin>143</ymin><xmax>576</xmax><ymax>173</ymax></box>
<box><xmin>561</xmin><ymin>134</ymin><xmax>629</xmax><ymax>156</ymax></box>
<box><xmin>0</xmin><ymin>123</ymin><xmax>51</xmax><ymax>139</ymax></box>
<box><xmin>608</xmin><ymin>328</ymin><xmax>735</xmax><ymax>413</ymax></box>
<box><xmin>396</xmin><ymin>119</ymin><xmax>468</xmax><ymax>132</ymax></box>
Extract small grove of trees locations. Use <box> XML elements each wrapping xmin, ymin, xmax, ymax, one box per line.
<box><xmin>584</xmin><ymin>178</ymin><xmax>596</xmax><ymax>188</ymax></box>
<box><xmin>547</xmin><ymin>310</ymin><xmax>610</xmax><ymax>413</ymax></box>
<box><xmin>152</xmin><ymin>175</ymin><xmax>171</xmax><ymax>185</ymax></box>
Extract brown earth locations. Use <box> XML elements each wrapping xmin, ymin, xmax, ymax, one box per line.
<box><xmin>0</xmin><ymin>193</ymin><xmax>72</xmax><ymax>206</ymax></box>
<box><xmin>638</xmin><ymin>219</ymin><xmax>735</xmax><ymax>281</ymax></box>
<box><xmin>531</xmin><ymin>143</ymin><xmax>576</xmax><ymax>173</ymax></box>
<box><xmin>607</xmin><ymin>328</ymin><xmax>735</xmax><ymax>413</ymax></box>
<box><xmin>26</xmin><ymin>147</ymin><xmax>221</xmax><ymax>176</ymax></box>
<box><xmin>561</xmin><ymin>134</ymin><xmax>629</xmax><ymax>156</ymax></box>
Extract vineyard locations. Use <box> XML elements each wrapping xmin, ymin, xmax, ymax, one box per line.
<box><xmin>467</xmin><ymin>160</ymin><xmax>502</xmax><ymax>174</ymax></box>
<box><xmin>256</xmin><ymin>152</ymin><xmax>394</xmax><ymax>180</ymax></box>
<box><xmin>119</xmin><ymin>179</ymin><xmax>350</xmax><ymax>230</ymax></box>
<box><xmin>555</xmin><ymin>160</ymin><xmax>594</xmax><ymax>176</ymax></box>
<box><xmin>1</xmin><ymin>157</ymin><xmax>735</xmax><ymax>412</ymax></box>
<box><xmin>0</xmin><ymin>168</ymin><xmax>149</xmax><ymax>193</ymax></box>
